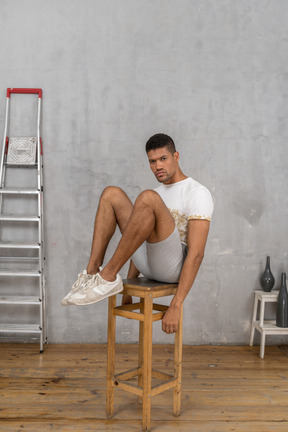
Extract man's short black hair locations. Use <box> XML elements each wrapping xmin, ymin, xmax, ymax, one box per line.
<box><xmin>145</xmin><ymin>133</ymin><xmax>176</xmax><ymax>154</ymax></box>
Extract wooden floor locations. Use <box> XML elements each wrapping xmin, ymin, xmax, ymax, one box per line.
<box><xmin>0</xmin><ymin>343</ymin><xmax>288</xmax><ymax>431</ymax></box>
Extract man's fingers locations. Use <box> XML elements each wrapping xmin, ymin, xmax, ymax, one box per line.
<box><xmin>162</xmin><ymin>323</ymin><xmax>178</xmax><ymax>334</ymax></box>
<box><xmin>162</xmin><ymin>304</ymin><xmax>181</xmax><ymax>334</ymax></box>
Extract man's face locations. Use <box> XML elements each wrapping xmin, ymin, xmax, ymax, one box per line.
<box><xmin>147</xmin><ymin>147</ymin><xmax>179</xmax><ymax>184</ymax></box>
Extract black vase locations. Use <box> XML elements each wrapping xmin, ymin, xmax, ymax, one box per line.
<box><xmin>260</xmin><ymin>256</ymin><xmax>275</xmax><ymax>292</ymax></box>
<box><xmin>276</xmin><ymin>273</ymin><xmax>288</xmax><ymax>328</ymax></box>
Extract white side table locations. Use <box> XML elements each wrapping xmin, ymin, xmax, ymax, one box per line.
<box><xmin>250</xmin><ymin>290</ymin><xmax>288</xmax><ymax>358</ymax></box>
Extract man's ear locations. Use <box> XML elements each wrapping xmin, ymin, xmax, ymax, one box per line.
<box><xmin>174</xmin><ymin>151</ymin><xmax>180</xmax><ymax>162</ymax></box>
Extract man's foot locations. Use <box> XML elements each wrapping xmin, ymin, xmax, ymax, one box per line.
<box><xmin>61</xmin><ymin>270</ymin><xmax>93</xmax><ymax>306</ymax></box>
<box><xmin>67</xmin><ymin>273</ymin><xmax>123</xmax><ymax>306</ymax></box>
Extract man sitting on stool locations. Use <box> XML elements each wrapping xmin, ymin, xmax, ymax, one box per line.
<box><xmin>61</xmin><ymin>133</ymin><xmax>213</xmax><ymax>334</ymax></box>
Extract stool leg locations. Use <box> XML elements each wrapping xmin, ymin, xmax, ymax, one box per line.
<box><xmin>142</xmin><ymin>293</ymin><xmax>153</xmax><ymax>432</ymax></box>
<box><xmin>106</xmin><ymin>294</ymin><xmax>117</xmax><ymax>418</ymax></box>
<box><xmin>259</xmin><ymin>299</ymin><xmax>266</xmax><ymax>359</ymax></box>
<box><xmin>260</xmin><ymin>331</ymin><xmax>266</xmax><ymax>359</ymax></box>
<box><xmin>138</xmin><ymin>298</ymin><xmax>144</xmax><ymax>402</ymax></box>
<box><xmin>173</xmin><ymin>304</ymin><xmax>183</xmax><ymax>417</ymax></box>
<box><xmin>259</xmin><ymin>298</ymin><xmax>265</xmax><ymax>327</ymax></box>
<box><xmin>250</xmin><ymin>295</ymin><xmax>259</xmax><ymax>346</ymax></box>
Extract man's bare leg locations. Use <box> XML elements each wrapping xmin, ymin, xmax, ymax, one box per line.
<box><xmin>67</xmin><ymin>188</ymin><xmax>175</xmax><ymax>306</ymax></box>
<box><xmin>61</xmin><ymin>186</ymin><xmax>134</xmax><ymax>306</ymax></box>
<box><xmin>86</xmin><ymin>186</ymin><xmax>134</xmax><ymax>274</ymax></box>
<box><xmin>100</xmin><ymin>189</ymin><xmax>175</xmax><ymax>281</ymax></box>
<box><xmin>122</xmin><ymin>260</ymin><xmax>140</xmax><ymax>305</ymax></box>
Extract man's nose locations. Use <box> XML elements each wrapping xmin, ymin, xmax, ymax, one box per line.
<box><xmin>155</xmin><ymin>160</ymin><xmax>163</xmax><ymax>170</ymax></box>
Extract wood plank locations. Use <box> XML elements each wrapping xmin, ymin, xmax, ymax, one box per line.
<box><xmin>2</xmin><ymin>382</ymin><xmax>288</xmax><ymax>407</ymax></box>
<box><xmin>0</xmin><ymin>343</ymin><xmax>288</xmax><ymax>431</ymax></box>
<box><xmin>0</xmin><ymin>421</ymin><xmax>288</xmax><ymax>432</ymax></box>
<box><xmin>1</xmin><ymin>402</ymin><xmax>288</xmax><ymax>422</ymax></box>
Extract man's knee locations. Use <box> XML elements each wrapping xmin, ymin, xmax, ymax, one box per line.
<box><xmin>101</xmin><ymin>186</ymin><xmax>125</xmax><ymax>200</ymax></box>
<box><xmin>135</xmin><ymin>189</ymin><xmax>164</xmax><ymax>208</ymax></box>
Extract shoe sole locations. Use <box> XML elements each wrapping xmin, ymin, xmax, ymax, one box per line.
<box><xmin>68</xmin><ymin>285</ymin><xmax>124</xmax><ymax>306</ymax></box>
<box><xmin>61</xmin><ymin>292</ymin><xmax>80</xmax><ymax>306</ymax></box>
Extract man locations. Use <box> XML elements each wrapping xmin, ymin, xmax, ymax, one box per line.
<box><xmin>62</xmin><ymin>133</ymin><xmax>213</xmax><ymax>334</ymax></box>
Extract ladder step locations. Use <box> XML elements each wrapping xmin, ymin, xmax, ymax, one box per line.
<box><xmin>0</xmin><ymin>214</ymin><xmax>39</xmax><ymax>221</ymax></box>
<box><xmin>0</xmin><ymin>269</ymin><xmax>41</xmax><ymax>277</ymax></box>
<box><xmin>0</xmin><ymin>242</ymin><xmax>40</xmax><ymax>249</ymax></box>
<box><xmin>0</xmin><ymin>257</ymin><xmax>39</xmax><ymax>262</ymax></box>
<box><xmin>0</xmin><ymin>295</ymin><xmax>41</xmax><ymax>304</ymax></box>
<box><xmin>4</xmin><ymin>163</ymin><xmax>37</xmax><ymax>168</ymax></box>
<box><xmin>0</xmin><ymin>188</ymin><xmax>39</xmax><ymax>194</ymax></box>
<box><xmin>0</xmin><ymin>324</ymin><xmax>41</xmax><ymax>334</ymax></box>
<box><xmin>6</xmin><ymin>137</ymin><xmax>37</xmax><ymax>165</ymax></box>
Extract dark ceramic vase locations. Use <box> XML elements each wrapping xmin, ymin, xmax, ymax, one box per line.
<box><xmin>276</xmin><ymin>273</ymin><xmax>288</xmax><ymax>328</ymax></box>
<box><xmin>260</xmin><ymin>256</ymin><xmax>275</xmax><ymax>292</ymax></box>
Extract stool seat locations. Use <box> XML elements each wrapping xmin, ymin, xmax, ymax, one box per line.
<box><xmin>106</xmin><ymin>278</ymin><xmax>183</xmax><ymax>431</ymax></box>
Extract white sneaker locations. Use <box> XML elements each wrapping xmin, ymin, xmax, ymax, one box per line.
<box><xmin>67</xmin><ymin>273</ymin><xmax>123</xmax><ymax>306</ymax></box>
<box><xmin>61</xmin><ymin>269</ymin><xmax>92</xmax><ymax>306</ymax></box>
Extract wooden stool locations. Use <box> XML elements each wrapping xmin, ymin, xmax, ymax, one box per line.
<box><xmin>106</xmin><ymin>278</ymin><xmax>183</xmax><ymax>431</ymax></box>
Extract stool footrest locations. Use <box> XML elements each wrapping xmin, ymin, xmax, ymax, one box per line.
<box><xmin>113</xmin><ymin>367</ymin><xmax>177</xmax><ymax>399</ymax></box>
<box><xmin>113</xmin><ymin>376</ymin><xmax>179</xmax><ymax>399</ymax></box>
<box><xmin>113</xmin><ymin>380</ymin><xmax>142</xmax><ymax>397</ymax></box>
<box><xmin>114</xmin><ymin>308</ymin><xmax>144</xmax><ymax>321</ymax></box>
<box><xmin>151</xmin><ymin>378</ymin><xmax>179</xmax><ymax>398</ymax></box>
<box><xmin>114</xmin><ymin>367</ymin><xmax>174</xmax><ymax>383</ymax></box>
<box><xmin>115</xmin><ymin>302</ymin><xmax>143</xmax><ymax>311</ymax></box>
<box><xmin>151</xmin><ymin>368</ymin><xmax>173</xmax><ymax>380</ymax></box>
<box><xmin>113</xmin><ymin>302</ymin><xmax>169</xmax><ymax>322</ymax></box>
<box><xmin>153</xmin><ymin>304</ymin><xmax>169</xmax><ymax>312</ymax></box>
<box><xmin>114</xmin><ymin>367</ymin><xmax>141</xmax><ymax>381</ymax></box>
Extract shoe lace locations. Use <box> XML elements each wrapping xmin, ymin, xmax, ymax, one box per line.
<box><xmin>79</xmin><ymin>274</ymin><xmax>99</xmax><ymax>293</ymax></box>
<box><xmin>72</xmin><ymin>272</ymin><xmax>90</xmax><ymax>293</ymax></box>
<box><xmin>71</xmin><ymin>273</ymin><xmax>84</xmax><ymax>290</ymax></box>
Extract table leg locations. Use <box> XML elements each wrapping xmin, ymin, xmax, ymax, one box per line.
<box><xmin>259</xmin><ymin>298</ymin><xmax>265</xmax><ymax>327</ymax></box>
<box><xmin>250</xmin><ymin>294</ymin><xmax>259</xmax><ymax>346</ymax></box>
<box><xmin>260</xmin><ymin>331</ymin><xmax>266</xmax><ymax>359</ymax></box>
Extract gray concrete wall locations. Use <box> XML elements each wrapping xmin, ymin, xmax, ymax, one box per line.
<box><xmin>0</xmin><ymin>0</ymin><xmax>287</xmax><ymax>345</ymax></box>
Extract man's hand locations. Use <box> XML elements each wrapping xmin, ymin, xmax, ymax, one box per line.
<box><xmin>162</xmin><ymin>303</ymin><xmax>181</xmax><ymax>334</ymax></box>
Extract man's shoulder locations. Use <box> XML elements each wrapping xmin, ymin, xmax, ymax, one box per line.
<box><xmin>185</xmin><ymin>177</ymin><xmax>211</xmax><ymax>194</ymax></box>
<box><xmin>154</xmin><ymin>177</ymin><xmax>210</xmax><ymax>192</ymax></box>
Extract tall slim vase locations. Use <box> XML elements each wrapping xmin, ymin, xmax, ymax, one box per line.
<box><xmin>276</xmin><ymin>273</ymin><xmax>288</xmax><ymax>328</ymax></box>
<box><xmin>260</xmin><ymin>256</ymin><xmax>275</xmax><ymax>292</ymax></box>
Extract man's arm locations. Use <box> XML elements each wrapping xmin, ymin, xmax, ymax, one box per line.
<box><xmin>162</xmin><ymin>219</ymin><xmax>210</xmax><ymax>334</ymax></box>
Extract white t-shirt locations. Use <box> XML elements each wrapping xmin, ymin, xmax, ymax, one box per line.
<box><xmin>154</xmin><ymin>177</ymin><xmax>214</xmax><ymax>245</ymax></box>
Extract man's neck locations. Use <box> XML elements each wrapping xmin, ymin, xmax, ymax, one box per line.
<box><xmin>163</xmin><ymin>171</ymin><xmax>188</xmax><ymax>185</ymax></box>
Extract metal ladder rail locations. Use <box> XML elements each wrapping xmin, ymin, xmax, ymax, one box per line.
<box><xmin>34</xmin><ymin>89</ymin><xmax>45</xmax><ymax>351</ymax></box>
<box><xmin>36</xmin><ymin>91</ymin><xmax>46</xmax><ymax>350</ymax></box>
<box><xmin>0</xmin><ymin>91</ymin><xmax>10</xmax><ymax>210</ymax></box>
<box><xmin>0</xmin><ymin>88</ymin><xmax>45</xmax><ymax>352</ymax></box>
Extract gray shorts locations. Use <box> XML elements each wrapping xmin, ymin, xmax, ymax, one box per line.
<box><xmin>131</xmin><ymin>225</ymin><xmax>187</xmax><ymax>283</ymax></box>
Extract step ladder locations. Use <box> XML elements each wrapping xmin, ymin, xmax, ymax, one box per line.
<box><xmin>0</xmin><ymin>88</ymin><xmax>45</xmax><ymax>352</ymax></box>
